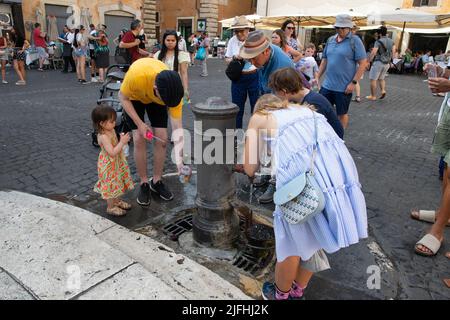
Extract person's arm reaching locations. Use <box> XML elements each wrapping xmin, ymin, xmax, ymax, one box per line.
<box><xmin>119</xmin><ymin>91</ymin><xmax>151</xmax><ymax>139</ymax></box>
<box><xmin>98</xmin><ymin>133</ymin><xmax>130</xmax><ymax>157</ymax></box>
<box><xmin>169</xmin><ymin>115</ymin><xmax>184</xmax><ymax>174</ymax></box>
<box><xmin>317</xmin><ymin>58</ymin><xmax>327</xmax><ymax>81</ymax></box>
<box><xmin>119</xmin><ymin>38</ymin><xmax>140</xmax><ymax>49</ymax></box>
<box><xmin>179</xmin><ymin>62</ymin><xmax>189</xmax><ymax>98</ymax></box>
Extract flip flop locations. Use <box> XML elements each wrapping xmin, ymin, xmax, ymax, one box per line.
<box><xmin>414</xmin><ymin>234</ymin><xmax>443</xmax><ymax>257</ymax></box>
<box><xmin>365</xmin><ymin>95</ymin><xmax>377</xmax><ymax>101</ymax></box>
<box><xmin>410</xmin><ymin>209</ymin><xmax>450</xmax><ymax>227</ymax></box>
<box><xmin>379</xmin><ymin>92</ymin><xmax>386</xmax><ymax>99</ymax></box>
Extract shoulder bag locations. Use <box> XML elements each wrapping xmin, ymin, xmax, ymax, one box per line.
<box><xmin>273</xmin><ymin>111</ymin><xmax>326</xmax><ymax>224</ymax></box>
<box><xmin>225</xmin><ymin>57</ymin><xmax>245</xmax><ymax>82</ymax></box>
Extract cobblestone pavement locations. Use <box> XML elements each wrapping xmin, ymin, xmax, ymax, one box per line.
<box><xmin>0</xmin><ymin>59</ymin><xmax>449</xmax><ymax>299</ymax></box>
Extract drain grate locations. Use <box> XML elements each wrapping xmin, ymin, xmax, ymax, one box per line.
<box><xmin>232</xmin><ymin>248</ymin><xmax>273</xmax><ymax>275</ymax></box>
<box><xmin>163</xmin><ymin>215</ymin><xmax>193</xmax><ymax>240</ymax></box>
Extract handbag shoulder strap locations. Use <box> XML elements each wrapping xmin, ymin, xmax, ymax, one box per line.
<box><xmin>309</xmin><ymin>110</ymin><xmax>318</xmax><ymax>174</ymax></box>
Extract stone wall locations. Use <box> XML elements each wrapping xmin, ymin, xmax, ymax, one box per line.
<box><xmin>142</xmin><ymin>0</ymin><xmax>156</xmax><ymax>45</ymax></box>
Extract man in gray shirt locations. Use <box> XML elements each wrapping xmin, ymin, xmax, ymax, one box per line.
<box><xmin>367</xmin><ymin>26</ymin><xmax>395</xmax><ymax>100</ymax></box>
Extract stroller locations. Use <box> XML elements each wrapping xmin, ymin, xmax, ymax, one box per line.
<box><xmin>99</xmin><ymin>64</ymin><xmax>130</xmax><ymax>100</ymax></box>
<box><xmin>92</xmin><ymin>64</ymin><xmax>131</xmax><ymax>147</ymax></box>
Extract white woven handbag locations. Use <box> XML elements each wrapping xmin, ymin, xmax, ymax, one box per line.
<box><xmin>273</xmin><ymin>111</ymin><xmax>325</xmax><ymax>224</ymax></box>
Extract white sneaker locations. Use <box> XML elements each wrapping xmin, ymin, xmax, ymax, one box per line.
<box><xmin>90</xmin><ymin>77</ymin><xmax>98</xmax><ymax>83</ymax></box>
<box><xmin>2</xmin><ymin>80</ymin><xmax>7</xmax><ymax>84</ymax></box>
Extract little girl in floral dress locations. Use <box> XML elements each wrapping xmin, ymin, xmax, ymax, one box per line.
<box><xmin>92</xmin><ymin>105</ymin><xmax>134</xmax><ymax>216</ymax></box>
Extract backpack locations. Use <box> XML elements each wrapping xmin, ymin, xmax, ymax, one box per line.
<box><xmin>325</xmin><ymin>33</ymin><xmax>356</xmax><ymax>61</ymax></box>
<box><xmin>115</xmin><ymin>47</ymin><xmax>131</xmax><ymax>64</ymax></box>
<box><xmin>376</xmin><ymin>39</ymin><xmax>392</xmax><ymax>64</ymax></box>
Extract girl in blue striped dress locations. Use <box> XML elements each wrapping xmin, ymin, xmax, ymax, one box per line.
<box><xmin>243</xmin><ymin>92</ymin><xmax>367</xmax><ymax>300</ymax></box>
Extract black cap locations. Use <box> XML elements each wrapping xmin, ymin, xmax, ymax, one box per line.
<box><xmin>155</xmin><ymin>70</ymin><xmax>184</xmax><ymax>107</ymax></box>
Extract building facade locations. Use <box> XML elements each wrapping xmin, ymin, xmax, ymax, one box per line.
<box><xmin>153</xmin><ymin>0</ymin><xmax>256</xmax><ymax>41</ymax></box>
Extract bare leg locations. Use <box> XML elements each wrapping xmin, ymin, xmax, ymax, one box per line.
<box><xmin>369</xmin><ymin>79</ymin><xmax>377</xmax><ymax>98</ymax></box>
<box><xmin>1</xmin><ymin>60</ymin><xmax>6</xmax><ymax>81</ymax></box>
<box><xmin>295</xmin><ymin>264</ymin><xmax>314</xmax><ymax>288</ymax></box>
<box><xmin>19</xmin><ymin>61</ymin><xmax>26</xmax><ymax>81</ymax></box>
<box><xmin>99</xmin><ymin>68</ymin><xmax>105</xmax><ymax>82</ymax></box>
<box><xmin>416</xmin><ymin>166</ymin><xmax>450</xmax><ymax>254</ymax></box>
<box><xmin>274</xmin><ymin>256</ymin><xmax>300</xmax><ymax>292</ymax></box>
<box><xmin>355</xmin><ymin>82</ymin><xmax>360</xmax><ymax>98</ymax></box>
<box><xmin>76</xmin><ymin>57</ymin><xmax>81</xmax><ymax>79</ymax></box>
<box><xmin>152</xmin><ymin>127</ymin><xmax>168</xmax><ymax>183</ymax></box>
<box><xmin>132</xmin><ymin>129</ymin><xmax>148</xmax><ymax>185</ymax></box>
<box><xmin>13</xmin><ymin>60</ymin><xmax>21</xmax><ymax>80</ymax></box>
<box><xmin>80</xmin><ymin>56</ymin><xmax>86</xmax><ymax>80</ymax></box>
<box><xmin>379</xmin><ymin>79</ymin><xmax>386</xmax><ymax>94</ymax></box>
<box><xmin>338</xmin><ymin>114</ymin><xmax>349</xmax><ymax>129</ymax></box>
<box><xmin>106</xmin><ymin>198</ymin><xmax>115</xmax><ymax>210</ymax></box>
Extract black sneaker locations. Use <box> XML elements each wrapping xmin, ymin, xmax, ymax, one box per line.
<box><xmin>253</xmin><ymin>174</ymin><xmax>271</xmax><ymax>188</ymax></box>
<box><xmin>150</xmin><ymin>179</ymin><xmax>173</xmax><ymax>201</ymax></box>
<box><xmin>258</xmin><ymin>183</ymin><xmax>275</xmax><ymax>204</ymax></box>
<box><xmin>137</xmin><ymin>182</ymin><xmax>151</xmax><ymax>206</ymax></box>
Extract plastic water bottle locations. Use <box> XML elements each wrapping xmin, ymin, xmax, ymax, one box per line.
<box><xmin>179</xmin><ymin>165</ymin><xmax>192</xmax><ymax>183</ymax></box>
<box><xmin>123</xmin><ymin>143</ymin><xmax>129</xmax><ymax>157</ymax></box>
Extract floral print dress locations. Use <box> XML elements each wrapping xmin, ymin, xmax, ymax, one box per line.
<box><xmin>94</xmin><ymin>134</ymin><xmax>134</xmax><ymax>199</ymax></box>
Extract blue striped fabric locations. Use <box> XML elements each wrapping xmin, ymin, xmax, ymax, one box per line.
<box><xmin>269</xmin><ymin>105</ymin><xmax>368</xmax><ymax>262</ymax></box>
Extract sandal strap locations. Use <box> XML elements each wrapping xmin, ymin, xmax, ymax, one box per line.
<box><xmin>107</xmin><ymin>206</ymin><xmax>126</xmax><ymax>216</ymax></box>
<box><xmin>418</xmin><ymin>210</ymin><xmax>436</xmax><ymax>223</ymax></box>
<box><xmin>416</xmin><ymin>234</ymin><xmax>441</xmax><ymax>254</ymax></box>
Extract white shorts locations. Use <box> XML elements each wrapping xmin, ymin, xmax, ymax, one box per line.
<box><xmin>369</xmin><ymin>61</ymin><xmax>389</xmax><ymax>80</ymax></box>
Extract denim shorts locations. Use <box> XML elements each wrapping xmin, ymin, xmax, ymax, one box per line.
<box><xmin>36</xmin><ymin>46</ymin><xmax>48</xmax><ymax>59</ymax></box>
<box><xmin>319</xmin><ymin>87</ymin><xmax>352</xmax><ymax>116</ymax></box>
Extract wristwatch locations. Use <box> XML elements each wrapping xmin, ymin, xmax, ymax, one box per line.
<box><xmin>351</xmin><ymin>80</ymin><xmax>357</xmax><ymax>85</ymax></box>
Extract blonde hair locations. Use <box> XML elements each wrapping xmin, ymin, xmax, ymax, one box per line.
<box><xmin>254</xmin><ymin>94</ymin><xmax>288</xmax><ymax>115</ymax></box>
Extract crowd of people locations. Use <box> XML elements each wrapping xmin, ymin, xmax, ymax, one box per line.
<box><xmin>86</xmin><ymin>13</ymin><xmax>450</xmax><ymax>299</ymax></box>
<box><xmin>1</xmin><ymin>13</ymin><xmax>448</xmax><ymax>299</ymax></box>
<box><xmin>0</xmin><ymin>20</ymin><xmax>212</xmax><ymax>86</ymax></box>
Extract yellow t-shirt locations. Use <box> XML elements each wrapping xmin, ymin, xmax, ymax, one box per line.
<box><xmin>120</xmin><ymin>58</ymin><xmax>183</xmax><ymax>119</ymax></box>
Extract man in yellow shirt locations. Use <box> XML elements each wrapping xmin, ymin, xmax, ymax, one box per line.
<box><xmin>120</xmin><ymin>58</ymin><xmax>184</xmax><ymax>205</ymax></box>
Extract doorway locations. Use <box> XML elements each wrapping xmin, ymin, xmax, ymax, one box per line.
<box><xmin>177</xmin><ymin>18</ymin><xmax>193</xmax><ymax>40</ymax></box>
<box><xmin>104</xmin><ymin>12</ymin><xmax>134</xmax><ymax>56</ymax></box>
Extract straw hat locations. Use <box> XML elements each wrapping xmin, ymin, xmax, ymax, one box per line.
<box><xmin>229</xmin><ymin>16</ymin><xmax>252</xmax><ymax>30</ymax></box>
<box><xmin>239</xmin><ymin>30</ymin><xmax>270</xmax><ymax>59</ymax></box>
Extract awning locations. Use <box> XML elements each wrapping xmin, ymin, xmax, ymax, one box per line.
<box><xmin>0</xmin><ymin>0</ymin><xmax>23</xmax><ymax>4</ymax></box>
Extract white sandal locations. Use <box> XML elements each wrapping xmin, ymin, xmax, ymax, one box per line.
<box><xmin>410</xmin><ymin>209</ymin><xmax>450</xmax><ymax>227</ymax></box>
<box><xmin>414</xmin><ymin>234</ymin><xmax>443</xmax><ymax>257</ymax></box>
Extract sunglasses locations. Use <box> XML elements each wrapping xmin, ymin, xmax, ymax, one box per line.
<box><xmin>234</xmin><ymin>29</ymin><xmax>246</xmax><ymax>33</ymax></box>
<box><xmin>335</xmin><ymin>27</ymin><xmax>348</xmax><ymax>30</ymax></box>
<box><xmin>286</xmin><ymin>27</ymin><xmax>295</xmax><ymax>30</ymax></box>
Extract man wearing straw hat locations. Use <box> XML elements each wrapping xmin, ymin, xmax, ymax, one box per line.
<box><xmin>225</xmin><ymin>16</ymin><xmax>259</xmax><ymax>129</ymax></box>
<box><xmin>317</xmin><ymin>14</ymin><xmax>367</xmax><ymax>129</ymax></box>
<box><xmin>239</xmin><ymin>30</ymin><xmax>294</xmax><ymax>204</ymax></box>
